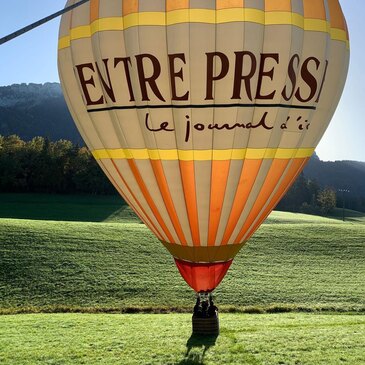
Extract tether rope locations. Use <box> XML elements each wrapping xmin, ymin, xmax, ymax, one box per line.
<box><xmin>0</xmin><ymin>0</ymin><xmax>90</xmax><ymax>45</ymax></box>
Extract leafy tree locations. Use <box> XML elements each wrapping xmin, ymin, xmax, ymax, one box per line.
<box><xmin>317</xmin><ymin>187</ymin><xmax>337</xmax><ymax>215</ymax></box>
<box><xmin>0</xmin><ymin>135</ymin><xmax>26</xmax><ymax>190</ymax></box>
<box><xmin>276</xmin><ymin>173</ymin><xmax>319</xmax><ymax>213</ymax></box>
<box><xmin>0</xmin><ymin>134</ymin><xmax>118</xmax><ymax>195</ymax></box>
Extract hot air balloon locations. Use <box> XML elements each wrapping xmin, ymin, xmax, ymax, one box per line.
<box><xmin>58</xmin><ymin>0</ymin><xmax>349</xmax><ymax>296</ymax></box>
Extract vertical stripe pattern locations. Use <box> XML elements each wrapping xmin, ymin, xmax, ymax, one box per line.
<box><xmin>58</xmin><ymin>0</ymin><xmax>349</xmax><ymax>269</ymax></box>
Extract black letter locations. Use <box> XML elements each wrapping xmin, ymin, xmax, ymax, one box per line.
<box><xmin>282</xmin><ymin>54</ymin><xmax>300</xmax><ymax>101</ymax></box>
<box><xmin>95</xmin><ymin>58</ymin><xmax>116</xmax><ymax>102</ymax></box>
<box><xmin>231</xmin><ymin>51</ymin><xmax>257</xmax><ymax>101</ymax></box>
<box><xmin>168</xmin><ymin>53</ymin><xmax>189</xmax><ymax>101</ymax></box>
<box><xmin>75</xmin><ymin>63</ymin><xmax>104</xmax><ymax>106</ymax></box>
<box><xmin>295</xmin><ymin>57</ymin><xmax>320</xmax><ymax>103</ymax></box>
<box><xmin>255</xmin><ymin>53</ymin><xmax>280</xmax><ymax>100</ymax></box>
<box><xmin>114</xmin><ymin>57</ymin><xmax>135</xmax><ymax>102</ymax></box>
<box><xmin>205</xmin><ymin>52</ymin><xmax>229</xmax><ymax>100</ymax></box>
<box><xmin>135</xmin><ymin>54</ymin><xmax>166</xmax><ymax>102</ymax></box>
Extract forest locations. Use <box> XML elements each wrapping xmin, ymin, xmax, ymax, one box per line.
<box><xmin>0</xmin><ymin>135</ymin><xmax>114</xmax><ymax>195</ymax></box>
<box><xmin>0</xmin><ymin>134</ymin><xmax>362</xmax><ymax>214</ymax></box>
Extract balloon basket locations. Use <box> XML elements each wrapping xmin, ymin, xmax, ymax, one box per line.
<box><xmin>192</xmin><ymin>314</ymin><xmax>219</xmax><ymax>336</ymax></box>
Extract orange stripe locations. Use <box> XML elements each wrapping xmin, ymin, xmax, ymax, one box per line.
<box><xmin>303</xmin><ymin>0</ymin><xmax>326</xmax><ymax>20</ymax></box>
<box><xmin>208</xmin><ymin>160</ymin><xmax>231</xmax><ymax>246</ymax></box>
<box><xmin>109</xmin><ymin>160</ymin><xmax>165</xmax><ymax>241</ymax></box>
<box><xmin>126</xmin><ymin>159</ymin><xmax>175</xmax><ymax>243</ymax></box>
<box><xmin>89</xmin><ymin>0</ymin><xmax>99</xmax><ymax>22</ymax></box>
<box><xmin>180</xmin><ymin>161</ymin><xmax>200</xmax><ymax>246</ymax></box>
<box><xmin>123</xmin><ymin>0</ymin><xmax>139</xmax><ymax>15</ymax></box>
<box><xmin>96</xmin><ymin>160</ymin><xmax>163</xmax><ymax>238</ymax></box>
<box><xmin>150</xmin><ymin>160</ymin><xmax>187</xmax><ymax>245</ymax></box>
<box><xmin>221</xmin><ymin>159</ymin><xmax>262</xmax><ymax>245</ymax></box>
<box><xmin>109</xmin><ymin>173</ymin><xmax>163</xmax><ymax>240</ymax></box>
<box><xmin>216</xmin><ymin>0</ymin><xmax>244</xmax><ymax>9</ymax></box>
<box><xmin>234</xmin><ymin>159</ymin><xmax>290</xmax><ymax>243</ymax></box>
<box><xmin>265</xmin><ymin>0</ymin><xmax>291</xmax><ymax>12</ymax></box>
<box><xmin>244</xmin><ymin>158</ymin><xmax>309</xmax><ymax>240</ymax></box>
<box><xmin>166</xmin><ymin>0</ymin><xmax>189</xmax><ymax>11</ymax></box>
<box><xmin>327</xmin><ymin>0</ymin><xmax>346</xmax><ymax>30</ymax></box>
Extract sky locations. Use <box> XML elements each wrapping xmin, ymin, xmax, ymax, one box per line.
<box><xmin>0</xmin><ymin>0</ymin><xmax>363</xmax><ymax>162</ymax></box>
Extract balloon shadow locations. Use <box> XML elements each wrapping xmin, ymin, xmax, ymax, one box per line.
<box><xmin>176</xmin><ymin>333</ymin><xmax>218</xmax><ymax>365</ymax></box>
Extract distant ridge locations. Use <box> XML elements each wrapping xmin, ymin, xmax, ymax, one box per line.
<box><xmin>0</xmin><ymin>83</ymin><xmax>82</xmax><ymax>144</ymax></box>
<box><xmin>0</xmin><ymin>82</ymin><xmax>364</xmax><ymax>207</ymax></box>
<box><xmin>304</xmin><ymin>155</ymin><xmax>365</xmax><ymax>202</ymax></box>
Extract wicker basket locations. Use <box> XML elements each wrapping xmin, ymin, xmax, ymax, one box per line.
<box><xmin>192</xmin><ymin>315</ymin><xmax>219</xmax><ymax>335</ymax></box>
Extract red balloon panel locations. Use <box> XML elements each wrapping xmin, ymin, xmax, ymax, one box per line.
<box><xmin>175</xmin><ymin>258</ymin><xmax>233</xmax><ymax>292</ymax></box>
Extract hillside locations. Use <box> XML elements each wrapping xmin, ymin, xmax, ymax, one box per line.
<box><xmin>1</xmin><ymin>82</ymin><xmax>364</xmax><ymax>206</ymax></box>
<box><xmin>0</xmin><ymin>202</ymin><xmax>364</xmax><ymax>314</ymax></box>
<box><xmin>0</xmin><ymin>83</ymin><xmax>82</xmax><ymax>143</ymax></box>
<box><xmin>1</xmin><ymin>313</ymin><xmax>364</xmax><ymax>365</ymax></box>
<box><xmin>304</xmin><ymin>154</ymin><xmax>365</xmax><ymax>199</ymax></box>
<box><xmin>1</xmin><ymin>195</ymin><xmax>364</xmax><ymax>364</ymax></box>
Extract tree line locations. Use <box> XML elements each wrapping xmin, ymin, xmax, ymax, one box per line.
<box><xmin>0</xmin><ymin>135</ymin><xmax>341</xmax><ymax>215</ymax></box>
<box><xmin>0</xmin><ymin>135</ymin><xmax>114</xmax><ymax>195</ymax></box>
<box><xmin>304</xmin><ymin>156</ymin><xmax>365</xmax><ymax>213</ymax></box>
<box><xmin>276</xmin><ymin>173</ymin><xmax>337</xmax><ymax>215</ymax></box>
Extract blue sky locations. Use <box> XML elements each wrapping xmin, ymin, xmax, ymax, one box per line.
<box><xmin>0</xmin><ymin>0</ymin><xmax>363</xmax><ymax>162</ymax></box>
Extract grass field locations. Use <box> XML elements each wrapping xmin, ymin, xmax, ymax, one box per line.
<box><xmin>0</xmin><ymin>194</ymin><xmax>364</xmax><ymax>313</ymax></box>
<box><xmin>330</xmin><ymin>207</ymin><xmax>365</xmax><ymax>223</ymax></box>
<box><xmin>1</xmin><ymin>193</ymin><xmax>364</xmax><ymax>364</ymax></box>
<box><xmin>1</xmin><ymin>313</ymin><xmax>364</xmax><ymax>365</ymax></box>
<box><xmin>0</xmin><ymin>193</ymin><xmax>127</xmax><ymax>222</ymax></box>
<box><xmin>1</xmin><ymin>193</ymin><xmax>364</xmax><ymax>224</ymax></box>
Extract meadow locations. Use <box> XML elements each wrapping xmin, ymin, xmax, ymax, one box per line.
<box><xmin>1</xmin><ymin>313</ymin><xmax>364</xmax><ymax>365</ymax></box>
<box><xmin>0</xmin><ymin>193</ymin><xmax>364</xmax><ymax>364</ymax></box>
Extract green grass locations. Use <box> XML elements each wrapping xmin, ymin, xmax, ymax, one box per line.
<box><xmin>0</xmin><ymin>313</ymin><xmax>364</xmax><ymax>365</ymax></box>
<box><xmin>1</xmin><ymin>194</ymin><xmax>364</xmax><ymax>363</ymax></box>
<box><xmin>329</xmin><ymin>207</ymin><xmax>365</xmax><ymax>223</ymax></box>
<box><xmin>2</xmin><ymin>193</ymin><xmax>364</xmax><ymax>224</ymax></box>
<box><xmin>0</xmin><ymin>193</ymin><xmax>130</xmax><ymax>222</ymax></box>
<box><xmin>1</xmin><ymin>209</ymin><xmax>364</xmax><ymax>313</ymax></box>
<box><xmin>265</xmin><ymin>210</ymin><xmax>349</xmax><ymax>224</ymax></box>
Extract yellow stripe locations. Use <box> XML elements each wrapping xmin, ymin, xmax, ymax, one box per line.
<box><xmin>167</xmin><ymin>9</ymin><xmax>190</xmax><ymax>24</ymax></box>
<box><xmin>92</xmin><ymin>147</ymin><xmax>315</xmax><ymax>161</ymax></box>
<box><xmin>58</xmin><ymin>9</ymin><xmax>349</xmax><ymax>50</ymax></box>
<box><xmin>331</xmin><ymin>28</ymin><xmax>348</xmax><ymax>44</ymax></box>
<box><xmin>265</xmin><ymin>12</ymin><xmax>304</xmax><ymax>28</ymax></box>
<box><xmin>123</xmin><ymin>13</ymin><xmax>138</xmax><ymax>29</ymax></box>
<box><xmin>91</xmin><ymin>17</ymin><xmax>124</xmax><ymax>33</ymax></box>
<box><xmin>70</xmin><ymin>25</ymin><xmax>91</xmax><ymax>40</ymax></box>
<box><xmin>215</xmin><ymin>8</ymin><xmax>244</xmax><ymax>23</ymax></box>
<box><xmin>58</xmin><ymin>36</ymin><xmax>70</xmax><ymax>49</ymax></box>
<box><xmin>305</xmin><ymin>18</ymin><xmax>330</xmax><ymax>33</ymax></box>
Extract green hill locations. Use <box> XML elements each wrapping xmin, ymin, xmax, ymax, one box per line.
<box><xmin>1</xmin><ymin>313</ymin><xmax>364</xmax><ymax>365</ymax></box>
<box><xmin>304</xmin><ymin>155</ymin><xmax>365</xmax><ymax>212</ymax></box>
<box><xmin>329</xmin><ymin>207</ymin><xmax>365</xmax><ymax>223</ymax></box>
<box><xmin>0</xmin><ymin>195</ymin><xmax>364</xmax><ymax>314</ymax></box>
<box><xmin>1</xmin><ymin>194</ymin><xmax>364</xmax><ymax>364</ymax></box>
<box><xmin>0</xmin><ymin>83</ymin><xmax>82</xmax><ymax>143</ymax></box>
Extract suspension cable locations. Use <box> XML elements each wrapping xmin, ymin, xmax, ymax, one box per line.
<box><xmin>0</xmin><ymin>0</ymin><xmax>90</xmax><ymax>46</ymax></box>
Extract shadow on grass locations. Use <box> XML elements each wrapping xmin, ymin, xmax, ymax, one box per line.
<box><xmin>0</xmin><ymin>193</ymin><xmax>129</xmax><ymax>222</ymax></box>
<box><xmin>176</xmin><ymin>333</ymin><xmax>218</xmax><ymax>365</ymax></box>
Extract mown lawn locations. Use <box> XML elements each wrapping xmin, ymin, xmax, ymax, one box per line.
<box><xmin>0</xmin><ymin>313</ymin><xmax>364</xmax><ymax>365</ymax></box>
<box><xmin>1</xmin><ymin>193</ymin><xmax>364</xmax><ymax>224</ymax></box>
<box><xmin>329</xmin><ymin>207</ymin><xmax>365</xmax><ymax>223</ymax></box>
<box><xmin>0</xmin><ymin>194</ymin><xmax>364</xmax><ymax>364</ymax></box>
<box><xmin>0</xmin><ymin>193</ymin><xmax>128</xmax><ymax>222</ymax></box>
<box><xmin>1</xmin><ymin>212</ymin><xmax>364</xmax><ymax>313</ymax></box>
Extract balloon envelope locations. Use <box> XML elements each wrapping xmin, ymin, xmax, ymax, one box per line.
<box><xmin>58</xmin><ymin>0</ymin><xmax>349</xmax><ymax>292</ymax></box>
